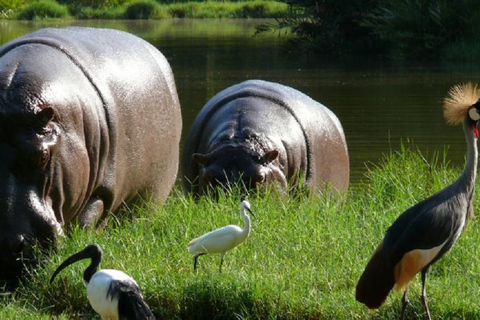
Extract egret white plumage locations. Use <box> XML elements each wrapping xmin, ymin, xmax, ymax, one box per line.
<box><xmin>355</xmin><ymin>83</ymin><xmax>480</xmax><ymax>319</ymax></box>
<box><xmin>50</xmin><ymin>244</ymin><xmax>155</xmax><ymax>320</ymax></box>
<box><xmin>187</xmin><ymin>199</ymin><xmax>255</xmax><ymax>272</ymax></box>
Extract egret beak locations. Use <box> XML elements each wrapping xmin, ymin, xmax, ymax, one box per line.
<box><xmin>246</xmin><ymin>208</ymin><xmax>256</xmax><ymax>218</ymax></box>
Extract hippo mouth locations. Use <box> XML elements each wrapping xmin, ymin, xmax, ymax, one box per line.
<box><xmin>0</xmin><ymin>232</ymin><xmax>58</xmax><ymax>291</ymax></box>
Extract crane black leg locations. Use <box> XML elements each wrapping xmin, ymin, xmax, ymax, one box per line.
<box><xmin>400</xmin><ymin>287</ymin><xmax>409</xmax><ymax>319</ymax></box>
<box><xmin>421</xmin><ymin>268</ymin><xmax>432</xmax><ymax>320</ymax></box>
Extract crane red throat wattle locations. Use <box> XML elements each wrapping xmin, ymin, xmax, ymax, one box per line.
<box><xmin>473</xmin><ymin>123</ymin><xmax>479</xmax><ymax>138</ymax></box>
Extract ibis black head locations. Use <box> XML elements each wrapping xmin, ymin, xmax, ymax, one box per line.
<box><xmin>50</xmin><ymin>244</ymin><xmax>103</xmax><ymax>285</ymax></box>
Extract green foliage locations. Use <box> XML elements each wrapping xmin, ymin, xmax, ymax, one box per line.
<box><xmin>256</xmin><ymin>0</ymin><xmax>383</xmax><ymax>54</ymax></box>
<box><xmin>16</xmin><ymin>0</ymin><xmax>70</xmax><ymax>20</ymax></box>
<box><xmin>57</xmin><ymin>0</ymin><xmax>129</xmax><ymax>8</ymax></box>
<box><xmin>124</xmin><ymin>0</ymin><xmax>165</xmax><ymax>19</ymax></box>
<box><xmin>361</xmin><ymin>0</ymin><xmax>480</xmax><ymax>59</ymax></box>
<box><xmin>72</xmin><ymin>5</ymin><xmax>124</xmax><ymax>18</ymax></box>
<box><xmin>256</xmin><ymin>0</ymin><xmax>480</xmax><ymax>60</ymax></box>
<box><xmin>167</xmin><ymin>1</ymin><xmax>286</xmax><ymax>18</ymax></box>
<box><xmin>0</xmin><ymin>0</ymin><xmax>288</xmax><ymax>20</ymax></box>
<box><xmin>3</xmin><ymin>146</ymin><xmax>480</xmax><ymax>318</ymax></box>
<box><xmin>0</xmin><ymin>0</ymin><xmax>23</xmax><ymax>11</ymax></box>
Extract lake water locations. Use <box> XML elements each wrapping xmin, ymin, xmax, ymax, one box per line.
<box><xmin>2</xmin><ymin>19</ymin><xmax>480</xmax><ymax>184</ymax></box>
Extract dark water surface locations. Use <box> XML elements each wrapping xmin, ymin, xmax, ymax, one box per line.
<box><xmin>2</xmin><ymin>19</ymin><xmax>480</xmax><ymax>184</ymax></box>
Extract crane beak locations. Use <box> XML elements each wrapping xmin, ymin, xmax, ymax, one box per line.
<box><xmin>246</xmin><ymin>208</ymin><xmax>256</xmax><ymax>219</ymax></box>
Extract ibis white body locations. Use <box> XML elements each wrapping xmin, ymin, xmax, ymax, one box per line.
<box><xmin>86</xmin><ymin>269</ymin><xmax>139</xmax><ymax>320</ymax></box>
<box><xmin>50</xmin><ymin>244</ymin><xmax>154</xmax><ymax>320</ymax></box>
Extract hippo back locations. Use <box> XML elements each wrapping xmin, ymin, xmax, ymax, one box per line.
<box><xmin>182</xmin><ymin>79</ymin><xmax>349</xmax><ymax>194</ymax></box>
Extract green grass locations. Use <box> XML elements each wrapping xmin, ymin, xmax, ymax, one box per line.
<box><xmin>3</xmin><ymin>146</ymin><xmax>480</xmax><ymax>319</ymax></box>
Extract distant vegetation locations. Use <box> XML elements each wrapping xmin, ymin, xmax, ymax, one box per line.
<box><xmin>255</xmin><ymin>0</ymin><xmax>480</xmax><ymax>61</ymax></box>
<box><xmin>1</xmin><ymin>0</ymin><xmax>479</xmax><ymax>60</ymax></box>
<box><xmin>2</xmin><ymin>146</ymin><xmax>480</xmax><ymax>319</ymax></box>
<box><xmin>0</xmin><ymin>0</ymin><xmax>288</xmax><ymax>19</ymax></box>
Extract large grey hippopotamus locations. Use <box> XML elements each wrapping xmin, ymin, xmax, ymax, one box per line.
<box><xmin>182</xmin><ymin>79</ymin><xmax>349</xmax><ymax>196</ymax></box>
<box><xmin>0</xmin><ymin>27</ymin><xmax>182</xmax><ymax>283</ymax></box>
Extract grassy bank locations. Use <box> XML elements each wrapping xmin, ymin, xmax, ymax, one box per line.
<box><xmin>2</xmin><ymin>146</ymin><xmax>480</xmax><ymax>319</ymax></box>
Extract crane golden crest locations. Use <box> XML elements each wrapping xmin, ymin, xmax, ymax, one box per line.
<box><xmin>443</xmin><ymin>82</ymin><xmax>480</xmax><ymax>125</ymax></box>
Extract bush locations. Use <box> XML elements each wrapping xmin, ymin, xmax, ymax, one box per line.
<box><xmin>0</xmin><ymin>0</ymin><xmax>23</xmax><ymax>11</ymax></box>
<box><xmin>124</xmin><ymin>0</ymin><xmax>163</xmax><ymax>19</ymax></box>
<box><xmin>361</xmin><ymin>0</ymin><xmax>480</xmax><ymax>59</ymax></box>
<box><xmin>74</xmin><ymin>5</ymin><xmax>124</xmax><ymax>19</ymax></box>
<box><xmin>16</xmin><ymin>0</ymin><xmax>70</xmax><ymax>20</ymax></box>
<box><xmin>255</xmin><ymin>0</ymin><xmax>381</xmax><ymax>54</ymax></box>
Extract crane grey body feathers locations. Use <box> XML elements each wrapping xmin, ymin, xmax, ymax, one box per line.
<box><xmin>356</xmin><ymin>83</ymin><xmax>480</xmax><ymax>319</ymax></box>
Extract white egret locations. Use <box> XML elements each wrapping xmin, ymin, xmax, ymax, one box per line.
<box><xmin>50</xmin><ymin>244</ymin><xmax>155</xmax><ymax>320</ymax></box>
<box><xmin>187</xmin><ymin>199</ymin><xmax>255</xmax><ymax>272</ymax></box>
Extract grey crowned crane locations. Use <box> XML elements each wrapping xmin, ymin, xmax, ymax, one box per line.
<box><xmin>50</xmin><ymin>244</ymin><xmax>155</xmax><ymax>320</ymax></box>
<box><xmin>355</xmin><ymin>83</ymin><xmax>480</xmax><ymax>319</ymax></box>
<box><xmin>187</xmin><ymin>198</ymin><xmax>255</xmax><ymax>272</ymax></box>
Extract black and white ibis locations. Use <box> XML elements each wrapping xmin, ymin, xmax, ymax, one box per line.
<box><xmin>187</xmin><ymin>199</ymin><xmax>255</xmax><ymax>272</ymax></box>
<box><xmin>50</xmin><ymin>244</ymin><xmax>155</xmax><ymax>320</ymax></box>
<box><xmin>355</xmin><ymin>83</ymin><xmax>480</xmax><ymax>319</ymax></box>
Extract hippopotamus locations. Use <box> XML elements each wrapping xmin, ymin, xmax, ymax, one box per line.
<box><xmin>182</xmin><ymin>79</ymin><xmax>349</xmax><ymax>196</ymax></box>
<box><xmin>0</xmin><ymin>27</ymin><xmax>182</xmax><ymax>283</ymax></box>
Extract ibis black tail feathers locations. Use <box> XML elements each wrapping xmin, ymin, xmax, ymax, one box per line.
<box><xmin>355</xmin><ymin>245</ymin><xmax>395</xmax><ymax>310</ymax></box>
<box><xmin>118</xmin><ymin>290</ymin><xmax>155</xmax><ymax>320</ymax></box>
<box><xmin>113</xmin><ymin>281</ymin><xmax>155</xmax><ymax>320</ymax></box>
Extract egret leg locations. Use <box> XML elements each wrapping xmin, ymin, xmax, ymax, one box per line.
<box><xmin>194</xmin><ymin>253</ymin><xmax>205</xmax><ymax>272</ymax></box>
<box><xmin>421</xmin><ymin>268</ymin><xmax>432</xmax><ymax>320</ymax></box>
<box><xmin>219</xmin><ymin>253</ymin><xmax>226</xmax><ymax>272</ymax></box>
<box><xmin>400</xmin><ymin>286</ymin><xmax>409</xmax><ymax>320</ymax></box>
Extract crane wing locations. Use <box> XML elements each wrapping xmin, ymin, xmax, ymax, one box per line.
<box><xmin>384</xmin><ymin>187</ymin><xmax>468</xmax><ymax>264</ymax></box>
<box><xmin>356</xmin><ymin>184</ymin><xmax>470</xmax><ymax>309</ymax></box>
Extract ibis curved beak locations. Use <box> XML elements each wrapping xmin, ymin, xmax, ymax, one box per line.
<box><xmin>50</xmin><ymin>244</ymin><xmax>102</xmax><ymax>284</ymax></box>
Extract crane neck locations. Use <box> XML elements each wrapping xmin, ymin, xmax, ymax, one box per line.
<box><xmin>460</xmin><ymin>118</ymin><xmax>478</xmax><ymax>192</ymax></box>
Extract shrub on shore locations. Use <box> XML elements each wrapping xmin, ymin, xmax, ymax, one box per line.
<box><xmin>16</xmin><ymin>0</ymin><xmax>70</xmax><ymax>20</ymax></box>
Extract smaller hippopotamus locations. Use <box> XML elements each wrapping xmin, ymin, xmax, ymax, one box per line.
<box><xmin>181</xmin><ymin>79</ymin><xmax>349</xmax><ymax>196</ymax></box>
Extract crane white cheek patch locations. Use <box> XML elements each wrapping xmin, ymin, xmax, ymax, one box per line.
<box><xmin>469</xmin><ymin>107</ymin><xmax>480</xmax><ymax>121</ymax></box>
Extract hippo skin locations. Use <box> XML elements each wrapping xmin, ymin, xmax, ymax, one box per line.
<box><xmin>182</xmin><ymin>79</ymin><xmax>349</xmax><ymax>196</ymax></box>
<box><xmin>0</xmin><ymin>27</ymin><xmax>181</xmax><ymax>282</ymax></box>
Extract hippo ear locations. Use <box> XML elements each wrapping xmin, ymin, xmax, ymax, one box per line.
<box><xmin>37</xmin><ymin>107</ymin><xmax>55</xmax><ymax>126</ymax></box>
<box><xmin>193</xmin><ymin>153</ymin><xmax>209</xmax><ymax>166</ymax></box>
<box><xmin>262</xmin><ymin>150</ymin><xmax>279</xmax><ymax>164</ymax></box>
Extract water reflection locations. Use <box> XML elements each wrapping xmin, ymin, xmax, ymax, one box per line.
<box><xmin>2</xmin><ymin>19</ymin><xmax>480</xmax><ymax>184</ymax></box>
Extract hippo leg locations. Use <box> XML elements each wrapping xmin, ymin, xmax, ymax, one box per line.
<box><xmin>78</xmin><ymin>197</ymin><xmax>104</xmax><ymax>227</ymax></box>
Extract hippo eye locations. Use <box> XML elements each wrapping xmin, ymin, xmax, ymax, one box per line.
<box><xmin>32</xmin><ymin>149</ymin><xmax>50</xmax><ymax>169</ymax></box>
